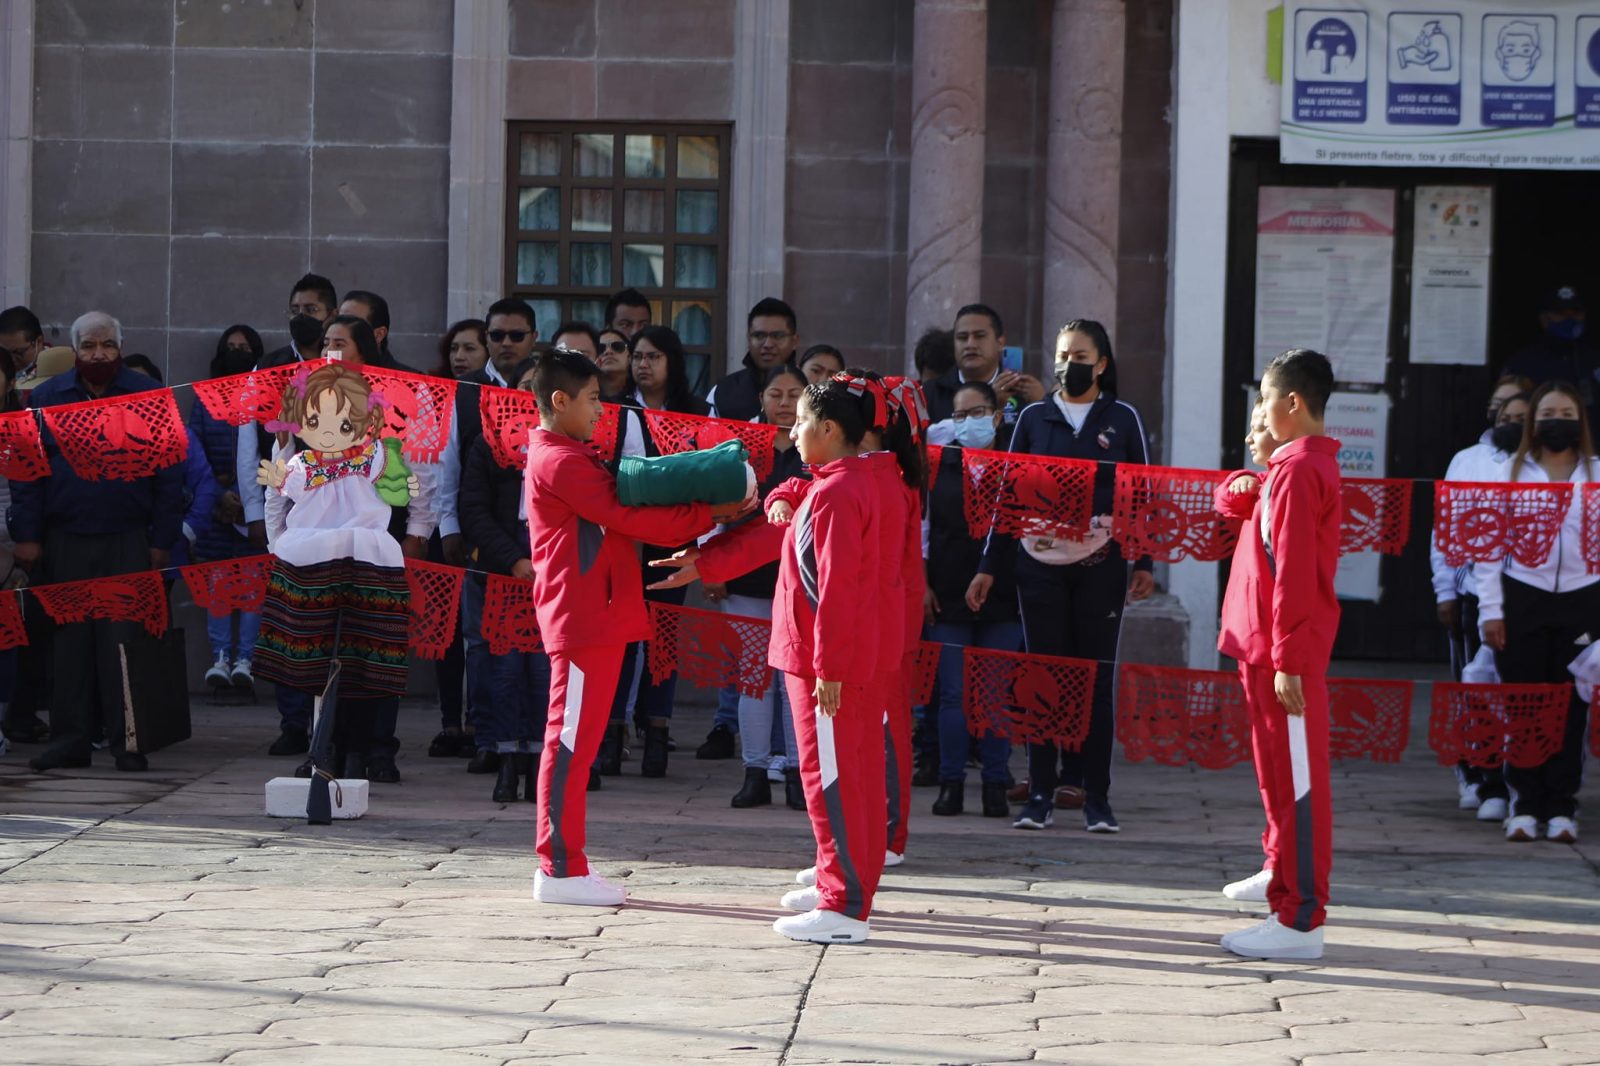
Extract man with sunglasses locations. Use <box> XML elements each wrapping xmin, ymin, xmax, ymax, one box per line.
<box><xmin>485</xmin><ymin>300</ymin><xmax>539</xmax><ymax>383</ymax></box>
<box><xmin>707</xmin><ymin>297</ymin><xmax>800</xmax><ymax>422</ymax></box>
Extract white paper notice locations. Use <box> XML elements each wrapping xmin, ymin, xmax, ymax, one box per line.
<box><xmin>1324</xmin><ymin>391</ymin><xmax>1392</xmax><ymax>602</ymax></box>
<box><xmin>1410</xmin><ymin>186</ymin><xmax>1493</xmax><ymax>365</ymax></box>
<box><xmin>1254</xmin><ymin>186</ymin><xmax>1396</xmax><ymax>385</ymax></box>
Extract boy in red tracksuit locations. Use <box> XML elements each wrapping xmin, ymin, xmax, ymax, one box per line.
<box><xmin>1216</xmin><ymin>348</ymin><xmax>1341</xmax><ymax>961</ymax></box>
<box><xmin>522</xmin><ymin>349</ymin><xmax>740</xmax><ymax>907</ymax></box>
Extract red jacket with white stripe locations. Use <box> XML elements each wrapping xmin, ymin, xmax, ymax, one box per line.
<box><xmin>1216</xmin><ymin>436</ymin><xmax>1342</xmax><ymax>675</ymax></box>
<box><xmin>523</xmin><ymin>428</ymin><xmax>713</xmax><ymax>652</ymax></box>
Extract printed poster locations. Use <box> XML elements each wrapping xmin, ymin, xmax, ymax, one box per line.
<box><xmin>1410</xmin><ymin>185</ymin><xmax>1493</xmax><ymax>365</ymax></box>
<box><xmin>1325</xmin><ymin>391</ymin><xmax>1392</xmax><ymax>601</ymax></box>
<box><xmin>1282</xmin><ymin>2</ymin><xmax>1600</xmax><ymax>171</ymax></box>
<box><xmin>1254</xmin><ymin>186</ymin><xmax>1396</xmax><ymax>385</ymax></box>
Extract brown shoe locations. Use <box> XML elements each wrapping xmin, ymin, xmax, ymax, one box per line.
<box><xmin>1053</xmin><ymin>785</ymin><xmax>1086</xmax><ymax>810</ymax></box>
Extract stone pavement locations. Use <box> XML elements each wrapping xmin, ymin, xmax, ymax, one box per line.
<box><xmin>1</xmin><ymin>674</ymin><xmax>1598</xmax><ymax>1065</ymax></box>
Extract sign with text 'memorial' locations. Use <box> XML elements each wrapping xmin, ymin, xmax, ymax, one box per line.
<box><xmin>1281</xmin><ymin>2</ymin><xmax>1600</xmax><ymax>170</ymax></box>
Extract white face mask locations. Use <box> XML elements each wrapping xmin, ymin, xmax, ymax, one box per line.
<box><xmin>954</xmin><ymin>416</ymin><xmax>996</xmax><ymax>450</ymax></box>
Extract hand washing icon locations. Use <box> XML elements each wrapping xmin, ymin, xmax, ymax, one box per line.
<box><xmin>1396</xmin><ymin>20</ymin><xmax>1451</xmax><ymax>72</ymax></box>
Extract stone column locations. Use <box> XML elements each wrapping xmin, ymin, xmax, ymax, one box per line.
<box><xmin>903</xmin><ymin>0</ymin><xmax>987</xmax><ymax>370</ymax></box>
<box><xmin>446</xmin><ymin>0</ymin><xmax>509</xmax><ymax>324</ymax></box>
<box><xmin>1041</xmin><ymin>0</ymin><xmax>1125</xmax><ymax>340</ymax></box>
<box><xmin>0</xmin><ymin>0</ymin><xmax>34</xmax><ymax>308</ymax></box>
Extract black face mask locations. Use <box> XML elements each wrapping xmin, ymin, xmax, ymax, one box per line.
<box><xmin>1056</xmin><ymin>361</ymin><xmax>1097</xmax><ymax>399</ymax></box>
<box><xmin>1535</xmin><ymin>418</ymin><xmax>1582</xmax><ymax>453</ymax></box>
<box><xmin>219</xmin><ymin>348</ymin><xmax>256</xmax><ymax>375</ymax></box>
<box><xmin>289</xmin><ymin>314</ymin><xmax>324</xmax><ymax>350</ymax></box>
<box><xmin>1490</xmin><ymin>422</ymin><xmax>1524</xmax><ymax>454</ymax></box>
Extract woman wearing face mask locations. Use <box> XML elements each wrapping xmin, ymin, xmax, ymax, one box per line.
<box><xmin>1431</xmin><ymin>376</ymin><xmax>1530</xmax><ymax>821</ymax></box>
<box><xmin>1477</xmin><ymin>381</ymin><xmax>1597</xmax><ymax>845</ymax></box>
<box><xmin>966</xmin><ymin>320</ymin><xmax>1153</xmax><ymax>834</ymax></box>
<box><xmin>924</xmin><ymin>382</ymin><xmax>1017</xmax><ymax>819</ymax></box>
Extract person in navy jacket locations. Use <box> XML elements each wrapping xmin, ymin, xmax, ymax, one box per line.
<box><xmin>967</xmin><ymin>319</ymin><xmax>1153</xmax><ymax>835</ymax></box>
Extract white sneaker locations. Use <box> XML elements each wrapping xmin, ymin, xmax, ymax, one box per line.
<box><xmin>230</xmin><ymin>658</ymin><xmax>254</xmax><ymax>689</ymax></box>
<box><xmin>1505</xmin><ymin>815</ymin><xmax>1539</xmax><ymax>842</ymax></box>
<box><xmin>1219</xmin><ymin>916</ymin><xmax>1274</xmax><ymax>951</ymax></box>
<box><xmin>781</xmin><ymin>886</ymin><xmax>819</xmax><ymax>912</ymax></box>
<box><xmin>1222</xmin><ymin>915</ymin><xmax>1324</xmax><ymax>960</ymax></box>
<box><xmin>884</xmin><ymin>850</ymin><xmax>904</xmax><ymax>868</ymax></box>
<box><xmin>1456</xmin><ymin>778</ymin><xmax>1481</xmax><ymax>809</ymax></box>
<box><xmin>773</xmin><ymin>908</ymin><xmax>869</xmax><ymax>944</ymax></box>
<box><xmin>795</xmin><ymin>865</ymin><xmax>817</xmax><ymax>886</ymax></box>
<box><xmin>1222</xmin><ymin>868</ymin><xmax>1273</xmax><ymax>902</ymax></box>
<box><xmin>1547</xmin><ymin>816</ymin><xmax>1579</xmax><ymax>843</ymax></box>
<box><xmin>1476</xmin><ymin>796</ymin><xmax>1508</xmax><ymax>823</ymax></box>
<box><xmin>533</xmin><ymin>870</ymin><xmax>627</xmax><ymax>906</ymax></box>
<box><xmin>205</xmin><ymin>654</ymin><xmax>231</xmax><ymax>687</ymax></box>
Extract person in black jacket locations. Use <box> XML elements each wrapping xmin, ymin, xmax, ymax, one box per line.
<box><xmin>459</xmin><ymin>358</ymin><xmax>551</xmax><ymax>803</ymax></box>
<box><xmin>925</xmin><ymin>382</ymin><xmax>1019</xmax><ymax>819</ymax></box>
<box><xmin>968</xmin><ymin>319</ymin><xmax>1154</xmax><ymax>835</ymax></box>
<box><xmin>707</xmin><ymin>297</ymin><xmax>799</xmax><ymax>421</ymax></box>
<box><xmin>924</xmin><ymin>304</ymin><xmax>1045</xmax><ymax>425</ymax></box>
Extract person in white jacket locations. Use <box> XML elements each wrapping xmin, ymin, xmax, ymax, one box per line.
<box><xmin>1432</xmin><ymin>382</ymin><xmax>1529</xmax><ymax>820</ymax></box>
<box><xmin>1477</xmin><ymin>381</ymin><xmax>1597</xmax><ymax>845</ymax></box>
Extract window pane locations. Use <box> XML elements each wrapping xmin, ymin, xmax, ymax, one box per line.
<box><xmin>518</xmin><ymin>187</ymin><xmax>560</xmax><ymax>231</ymax></box>
<box><xmin>571</xmin><ymin>188</ymin><xmax>613</xmax><ymax>233</ymax></box>
<box><xmin>622</xmin><ymin>244</ymin><xmax>664</xmax><ymax>287</ymax></box>
<box><xmin>672</xmin><ymin>300</ymin><xmax>713</xmax><ymax>346</ymax></box>
<box><xmin>675</xmin><ymin>190</ymin><xmax>718</xmax><ymax>234</ymax></box>
<box><xmin>516</xmin><ymin>242</ymin><xmax>559</xmax><ymax>286</ymax></box>
<box><xmin>624</xmin><ymin>190</ymin><xmax>664</xmax><ymax>233</ymax></box>
<box><xmin>572</xmin><ymin>243</ymin><xmax>613</xmax><ymax>288</ymax></box>
<box><xmin>677</xmin><ymin>135</ymin><xmax>719</xmax><ymax>179</ymax></box>
<box><xmin>624</xmin><ymin>134</ymin><xmax>666</xmax><ymax>178</ymax></box>
<box><xmin>574</xmin><ymin>133</ymin><xmax>613</xmax><ymax>177</ymax></box>
<box><xmin>673</xmin><ymin>245</ymin><xmax>716</xmax><ymax>289</ymax></box>
<box><xmin>530</xmin><ymin>299</ymin><xmax>562</xmax><ymax>337</ymax></box>
<box><xmin>571</xmin><ymin>298</ymin><xmax>607</xmax><ymax>330</ymax></box>
<box><xmin>519</xmin><ymin>132</ymin><xmax>561</xmax><ymax>176</ymax></box>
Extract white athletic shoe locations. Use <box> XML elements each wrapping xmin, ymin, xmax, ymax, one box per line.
<box><xmin>205</xmin><ymin>654</ymin><xmax>231</xmax><ymax>688</ymax></box>
<box><xmin>1476</xmin><ymin>796</ymin><xmax>1508</xmax><ymax>823</ymax></box>
<box><xmin>1504</xmin><ymin>815</ymin><xmax>1539</xmax><ymax>842</ymax></box>
<box><xmin>795</xmin><ymin>865</ymin><xmax>817</xmax><ymax>886</ymax></box>
<box><xmin>533</xmin><ymin>870</ymin><xmax>627</xmax><ymax>906</ymax></box>
<box><xmin>883</xmin><ymin>850</ymin><xmax>904</xmax><ymax>868</ymax></box>
<box><xmin>1456</xmin><ymin>778</ymin><xmax>1481</xmax><ymax>809</ymax></box>
<box><xmin>781</xmin><ymin>886</ymin><xmax>819</xmax><ymax>912</ymax></box>
<box><xmin>1219</xmin><ymin>916</ymin><xmax>1274</xmax><ymax>952</ymax></box>
<box><xmin>1222</xmin><ymin>915</ymin><xmax>1324</xmax><ymax>960</ymax></box>
<box><xmin>773</xmin><ymin>908</ymin><xmax>869</xmax><ymax>944</ymax></box>
<box><xmin>1547</xmin><ymin>816</ymin><xmax>1579</xmax><ymax>844</ymax></box>
<box><xmin>1222</xmin><ymin>868</ymin><xmax>1273</xmax><ymax>903</ymax></box>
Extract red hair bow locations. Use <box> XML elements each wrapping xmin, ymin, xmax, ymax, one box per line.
<box><xmin>831</xmin><ymin>372</ymin><xmax>888</xmax><ymax>432</ymax></box>
<box><xmin>883</xmin><ymin>376</ymin><xmax>930</xmax><ymax>441</ymax></box>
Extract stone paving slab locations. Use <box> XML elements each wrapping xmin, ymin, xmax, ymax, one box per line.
<box><xmin>1</xmin><ymin>692</ymin><xmax>1598</xmax><ymax>1064</ymax></box>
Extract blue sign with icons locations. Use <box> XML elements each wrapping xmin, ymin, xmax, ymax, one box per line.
<box><xmin>1480</xmin><ymin>14</ymin><xmax>1557</xmax><ymax>127</ymax></box>
<box><xmin>1387</xmin><ymin>13</ymin><xmax>1462</xmax><ymax>124</ymax></box>
<box><xmin>1294</xmin><ymin>10</ymin><xmax>1369</xmax><ymax>123</ymax></box>
<box><xmin>1577</xmin><ymin>16</ymin><xmax>1600</xmax><ymax>127</ymax></box>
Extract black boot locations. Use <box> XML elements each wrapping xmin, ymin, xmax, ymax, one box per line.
<box><xmin>342</xmin><ymin>751</ymin><xmax>368</xmax><ymax>780</ymax></box>
<box><xmin>467</xmin><ymin>749</ymin><xmax>500</xmax><ymax>774</ymax></box>
<box><xmin>982</xmin><ymin>781</ymin><xmax>1010</xmax><ymax>818</ymax></box>
<box><xmin>932</xmin><ymin>781</ymin><xmax>964</xmax><ymax>816</ymax></box>
<box><xmin>492</xmin><ymin>757</ymin><xmax>519</xmax><ymax>803</ymax></box>
<box><xmin>912</xmin><ymin>751</ymin><xmax>940</xmax><ymax>788</ymax></box>
<box><xmin>696</xmin><ymin>722</ymin><xmax>737</xmax><ymax>759</ymax></box>
<box><xmin>731</xmin><ymin>767</ymin><xmax>772</xmax><ymax>808</ymax></box>
<box><xmin>785</xmin><ymin>768</ymin><xmax>807</xmax><ymax>811</ymax></box>
<box><xmin>587</xmin><ymin>765</ymin><xmax>602</xmax><ymax>792</ymax></box>
<box><xmin>597</xmin><ymin>723</ymin><xmax>624</xmax><ymax>776</ymax></box>
<box><xmin>640</xmin><ymin>723</ymin><xmax>670</xmax><ymax>778</ymax></box>
<box><xmin>523</xmin><ymin>753</ymin><xmax>539</xmax><ymax>801</ymax></box>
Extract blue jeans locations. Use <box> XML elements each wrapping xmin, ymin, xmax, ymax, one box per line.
<box><xmin>206</xmin><ymin>609</ymin><xmax>262</xmax><ymax>661</ymax></box>
<box><xmin>715</xmin><ymin>682</ymin><xmax>740</xmax><ymax>732</ymax></box>
<box><xmin>478</xmin><ymin>649</ymin><xmax>551</xmax><ymax>752</ymax></box>
<box><xmin>723</xmin><ymin>595</ymin><xmax>794</xmax><ymax>768</ymax></box>
<box><xmin>461</xmin><ymin>574</ymin><xmax>491</xmax><ymax>743</ymax></box>
<box><xmin>927</xmin><ymin>619</ymin><xmax>1021</xmax><ymax>784</ymax></box>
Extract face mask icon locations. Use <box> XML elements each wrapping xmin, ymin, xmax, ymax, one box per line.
<box><xmin>1496</xmin><ymin>23</ymin><xmax>1541</xmax><ymax>82</ymax></box>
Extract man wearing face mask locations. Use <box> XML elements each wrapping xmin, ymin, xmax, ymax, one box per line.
<box><xmin>8</xmin><ymin>311</ymin><xmax>184</xmax><ymax>773</ymax></box>
<box><xmin>1505</xmin><ymin>286</ymin><xmax>1600</xmax><ymax>423</ymax></box>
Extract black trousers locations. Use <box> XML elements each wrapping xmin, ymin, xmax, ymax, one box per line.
<box><xmin>1015</xmin><ymin>548</ymin><xmax>1128</xmax><ymax>802</ymax></box>
<box><xmin>42</xmin><ymin>527</ymin><xmax>151</xmax><ymax>758</ymax></box>
<box><xmin>1494</xmin><ymin>576</ymin><xmax>1598</xmax><ymax>822</ymax></box>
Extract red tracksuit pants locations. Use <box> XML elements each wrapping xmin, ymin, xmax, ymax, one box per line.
<box><xmin>536</xmin><ymin>643</ymin><xmax>625</xmax><ymax>879</ymax></box>
<box><xmin>1239</xmin><ymin>663</ymin><xmax>1332</xmax><ymax>931</ymax></box>
<box><xmin>884</xmin><ymin>659</ymin><xmax>914</xmax><ymax>856</ymax></box>
<box><xmin>786</xmin><ymin>672</ymin><xmax>887</xmax><ymax>921</ymax></box>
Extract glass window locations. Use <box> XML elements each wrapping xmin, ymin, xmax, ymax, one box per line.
<box><xmin>672</xmin><ymin>301</ymin><xmax>713</xmax><ymax>345</ymax></box>
<box><xmin>624</xmin><ymin>134</ymin><xmax>667</xmax><ymax>178</ymax></box>
<box><xmin>529</xmin><ymin>299</ymin><xmax>562</xmax><ymax>338</ymax></box>
<box><xmin>519</xmin><ymin>133</ymin><xmax>561</xmax><ymax>176</ymax></box>
<box><xmin>677</xmin><ymin>135</ymin><xmax>719</xmax><ymax>179</ymax></box>
<box><xmin>516</xmin><ymin>242</ymin><xmax>559</xmax><ymax>286</ymax></box>
<box><xmin>624</xmin><ymin>190</ymin><xmax>664</xmax><ymax>233</ymax></box>
<box><xmin>571</xmin><ymin>189</ymin><xmax>613</xmax><ymax>233</ymax></box>
<box><xmin>622</xmin><ymin>244</ymin><xmax>664</xmax><ymax>288</ymax></box>
<box><xmin>571</xmin><ymin>298</ymin><xmax>608</xmax><ymax>329</ymax></box>
<box><xmin>673</xmin><ymin>245</ymin><xmax>716</xmax><ymax>289</ymax></box>
<box><xmin>675</xmin><ymin>190</ymin><xmax>718</xmax><ymax>234</ymax></box>
<box><xmin>572</xmin><ymin>243</ymin><xmax>613</xmax><ymax>288</ymax></box>
<box><xmin>573</xmin><ymin>133</ymin><xmax>613</xmax><ymax>177</ymax></box>
<box><xmin>518</xmin><ymin>187</ymin><xmax>560</xmax><ymax>232</ymax></box>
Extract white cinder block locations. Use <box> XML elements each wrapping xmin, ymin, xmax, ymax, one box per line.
<box><xmin>264</xmin><ymin>776</ymin><xmax>369</xmax><ymax>819</ymax></box>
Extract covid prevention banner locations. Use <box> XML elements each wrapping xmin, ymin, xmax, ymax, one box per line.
<box><xmin>1281</xmin><ymin>2</ymin><xmax>1600</xmax><ymax>170</ymax></box>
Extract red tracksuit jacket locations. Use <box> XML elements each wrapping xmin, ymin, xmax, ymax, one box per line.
<box><xmin>1216</xmin><ymin>435</ymin><xmax>1342</xmax><ymax>674</ymax></box>
<box><xmin>523</xmin><ymin>427</ymin><xmax>713</xmax><ymax>652</ymax></box>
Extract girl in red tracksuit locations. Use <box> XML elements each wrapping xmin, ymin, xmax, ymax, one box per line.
<box><xmin>522</xmin><ymin>350</ymin><xmax>727</xmax><ymax>908</ymax></box>
<box><xmin>1216</xmin><ymin>349</ymin><xmax>1341</xmax><ymax>961</ymax></box>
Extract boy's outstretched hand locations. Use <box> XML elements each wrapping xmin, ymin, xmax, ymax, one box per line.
<box><xmin>768</xmin><ymin>500</ymin><xmax>794</xmax><ymax>525</ymax></box>
<box><xmin>647</xmin><ymin>547</ymin><xmax>701</xmax><ymax>590</ymax></box>
<box><xmin>1229</xmin><ymin>474</ymin><xmax>1261</xmax><ymax>494</ymax></box>
<box><xmin>1274</xmin><ymin>671</ymin><xmax>1305</xmax><ymax>716</ymax></box>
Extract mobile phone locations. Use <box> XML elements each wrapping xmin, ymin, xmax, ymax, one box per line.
<box><xmin>1001</xmin><ymin>346</ymin><xmax>1024</xmax><ymax>374</ymax></box>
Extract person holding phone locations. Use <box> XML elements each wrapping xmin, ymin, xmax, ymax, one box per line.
<box><xmin>924</xmin><ymin>304</ymin><xmax>1045</xmax><ymax>425</ymax></box>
